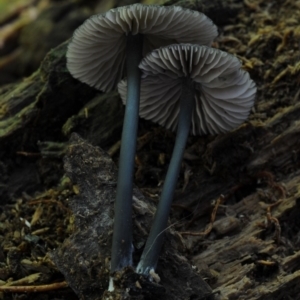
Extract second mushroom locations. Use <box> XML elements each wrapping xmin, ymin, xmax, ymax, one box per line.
<box><xmin>118</xmin><ymin>43</ymin><xmax>257</xmax><ymax>275</ymax></box>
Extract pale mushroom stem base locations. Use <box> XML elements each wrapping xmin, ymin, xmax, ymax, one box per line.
<box><xmin>111</xmin><ymin>33</ymin><xmax>143</xmax><ymax>272</ymax></box>
<box><xmin>137</xmin><ymin>78</ymin><xmax>195</xmax><ymax>275</ymax></box>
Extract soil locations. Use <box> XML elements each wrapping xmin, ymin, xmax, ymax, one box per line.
<box><xmin>0</xmin><ymin>0</ymin><xmax>299</xmax><ymax>299</ymax></box>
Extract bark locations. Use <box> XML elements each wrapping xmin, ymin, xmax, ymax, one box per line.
<box><xmin>51</xmin><ymin>133</ymin><xmax>213</xmax><ymax>300</ymax></box>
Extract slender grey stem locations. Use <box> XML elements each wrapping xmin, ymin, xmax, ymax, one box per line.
<box><xmin>111</xmin><ymin>33</ymin><xmax>143</xmax><ymax>272</ymax></box>
<box><xmin>137</xmin><ymin>78</ymin><xmax>195</xmax><ymax>274</ymax></box>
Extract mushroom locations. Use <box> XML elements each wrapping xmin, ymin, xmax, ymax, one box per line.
<box><xmin>67</xmin><ymin>4</ymin><xmax>218</xmax><ymax>273</ymax></box>
<box><xmin>118</xmin><ymin>44</ymin><xmax>256</xmax><ymax>275</ymax></box>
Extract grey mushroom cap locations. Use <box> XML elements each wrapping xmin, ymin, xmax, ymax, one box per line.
<box><xmin>118</xmin><ymin>44</ymin><xmax>257</xmax><ymax>135</ymax></box>
<box><xmin>66</xmin><ymin>4</ymin><xmax>218</xmax><ymax>92</ymax></box>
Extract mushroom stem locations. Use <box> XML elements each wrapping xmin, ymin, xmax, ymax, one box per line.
<box><xmin>137</xmin><ymin>78</ymin><xmax>195</xmax><ymax>275</ymax></box>
<box><xmin>111</xmin><ymin>33</ymin><xmax>143</xmax><ymax>272</ymax></box>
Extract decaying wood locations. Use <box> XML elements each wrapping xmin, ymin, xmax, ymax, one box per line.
<box><xmin>0</xmin><ymin>0</ymin><xmax>299</xmax><ymax>299</ymax></box>
<box><xmin>51</xmin><ymin>133</ymin><xmax>213</xmax><ymax>300</ymax></box>
<box><xmin>191</xmin><ymin>174</ymin><xmax>300</xmax><ymax>299</ymax></box>
<box><xmin>0</xmin><ymin>41</ymin><xmax>124</xmax><ymax>202</ymax></box>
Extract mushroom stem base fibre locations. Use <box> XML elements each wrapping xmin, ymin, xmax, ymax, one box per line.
<box><xmin>137</xmin><ymin>78</ymin><xmax>195</xmax><ymax>275</ymax></box>
<box><xmin>111</xmin><ymin>33</ymin><xmax>143</xmax><ymax>272</ymax></box>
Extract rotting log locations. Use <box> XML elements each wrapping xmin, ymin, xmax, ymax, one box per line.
<box><xmin>51</xmin><ymin>133</ymin><xmax>214</xmax><ymax>300</ymax></box>
<box><xmin>0</xmin><ymin>0</ymin><xmax>299</xmax><ymax>298</ymax></box>
<box><xmin>51</xmin><ymin>102</ymin><xmax>300</xmax><ymax>299</ymax></box>
<box><xmin>0</xmin><ymin>41</ymin><xmax>124</xmax><ymax>202</ymax></box>
<box><xmin>173</xmin><ymin>105</ymin><xmax>300</xmax><ymax>299</ymax></box>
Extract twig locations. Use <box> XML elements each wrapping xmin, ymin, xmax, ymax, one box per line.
<box><xmin>258</xmin><ymin>200</ymin><xmax>283</xmax><ymax>244</ymax></box>
<box><xmin>107</xmin><ymin>140</ymin><xmax>121</xmax><ymax>157</ymax></box>
<box><xmin>180</xmin><ymin>195</ymin><xmax>225</xmax><ymax>236</ymax></box>
<box><xmin>266</xmin><ymin>201</ymin><xmax>282</xmax><ymax>244</ymax></box>
<box><xmin>16</xmin><ymin>151</ymin><xmax>41</xmax><ymax>157</ymax></box>
<box><xmin>256</xmin><ymin>260</ymin><xmax>276</xmax><ymax>266</ymax></box>
<box><xmin>0</xmin><ymin>281</ymin><xmax>68</xmax><ymax>293</ymax></box>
